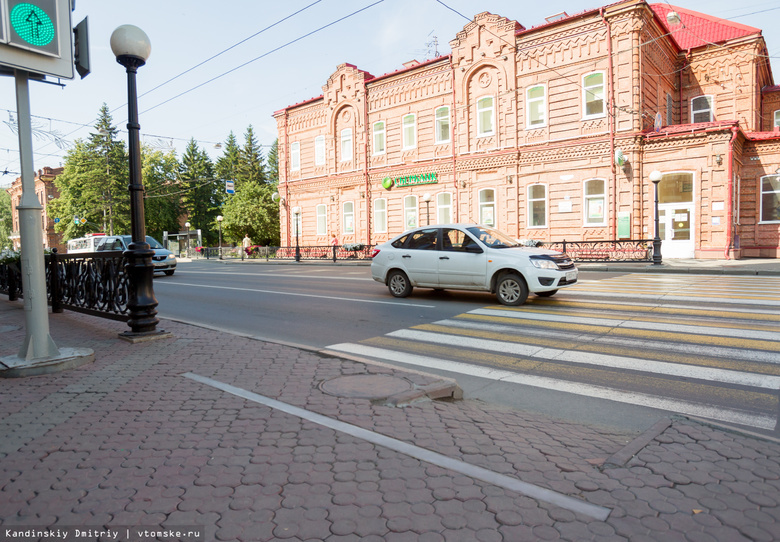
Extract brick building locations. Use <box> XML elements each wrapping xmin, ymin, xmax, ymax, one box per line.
<box><xmin>274</xmin><ymin>0</ymin><xmax>780</xmax><ymax>259</ymax></box>
<box><xmin>6</xmin><ymin>166</ymin><xmax>65</xmax><ymax>252</ymax></box>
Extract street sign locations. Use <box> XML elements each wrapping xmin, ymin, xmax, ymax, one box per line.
<box><xmin>225</xmin><ymin>180</ymin><xmax>235</xmax><ymax>194</ymax></box>
<box><xmin>53</xmin><ymin>217</ymin><xmax>59</xmax><ymax>223</ymax></box>
<box><xmin>0</xmin><ymin>0</ymin><xmax>74</xmax><ymax>79</ymax></box>
<box><xmin>79</xmin><ymin>217</ymin><xmax>86</xmax><ymax>224</ymax></box>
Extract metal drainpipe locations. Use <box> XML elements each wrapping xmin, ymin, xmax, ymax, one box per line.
<box><xmin>363</xmin><ymin>85</ymin><xmax>371</xmax><ymax>245</ymax></box>
<box><xmin>451</xmin><ymin>61</ymin><xmax>458</xmax><ymax>222</ymax></box>
<box><xmin>601</xmin><ymin>8</ymin><xmax>617</xmax><ymax>239</ymax></box>
<box><xmin>724</xmin><ymin>125</ymin><xmax>739</xmax><ymax>259</ymax></box>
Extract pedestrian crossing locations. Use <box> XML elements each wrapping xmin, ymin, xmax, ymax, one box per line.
<box><xmin>328</xmin><ymin>282</ymin><xmax>780</xmax><ymax>431</ymax></box>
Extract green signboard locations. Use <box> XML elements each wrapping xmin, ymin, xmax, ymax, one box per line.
<box><xmin>382</xmin><ymin>172</ymin><xmax>438</xmax><ymax>190</ymax></box>
<box><xmin>7</xmin><ymin>0</ymin><xmax>59</xmax><ymax>56</ymax></box>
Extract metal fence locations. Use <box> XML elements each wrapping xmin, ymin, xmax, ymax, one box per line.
<box><xmin>544</xmin><ymin>239</ymin><xmax>653</xmax><ymax>262</ymax></box>
<box><xmin>194</xmin><ymin>245</ymin><xmax>376</xmax><ymax>262</ymax></box>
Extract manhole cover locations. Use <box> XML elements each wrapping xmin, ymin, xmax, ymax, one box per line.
<box><xmin>320</xmin><ymin>374</ymin><xmax>412</xmax><ymax>399</ymax></box>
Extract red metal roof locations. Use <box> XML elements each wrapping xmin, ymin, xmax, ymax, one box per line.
<box><xmin>650</xmin><ymin>4</ymin><xmax>761</xmax><ymax>51</ymax></box>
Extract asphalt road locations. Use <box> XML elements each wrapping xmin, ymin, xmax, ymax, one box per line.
<box><xmin>154</xmin><ymin>260</ymin><xmax>780</xmax><ymax>437</ymax></box>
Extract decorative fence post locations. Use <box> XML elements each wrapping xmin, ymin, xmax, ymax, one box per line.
<box><xmin>49</xmin><ymin>248</ymin><xmax>63</xmax><ymax>314</ymax></box>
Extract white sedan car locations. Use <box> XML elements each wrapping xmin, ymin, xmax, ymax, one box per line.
<box><xmin>371</xmin><ymin>224</ymin><xmax>578</xmax><ymax>305</ymax></box>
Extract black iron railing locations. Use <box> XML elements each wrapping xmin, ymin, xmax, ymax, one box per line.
<box><xmin>1</xmin><ymin>250</ymin><xmax>129</xmax><ymax>321</ymax></box>
<box><xmin>544</xmin><ymin>239</ymin><xmax>653</xmax><ymax>262</ymax></box>
<box><xmin>195</xmin><ymin>245</ymin><xmax>376</xmax><ymax>261</ymax></box>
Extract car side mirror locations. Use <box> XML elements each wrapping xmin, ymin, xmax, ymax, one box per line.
<box><xmin>465</xmin><ymin>245</ymin><xmax>483</xmax><ymax>254</ymax></box>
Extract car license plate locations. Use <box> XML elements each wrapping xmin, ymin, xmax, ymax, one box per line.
<box><xmin>566</xmin><ymin>270</ymin><xmax>577</xmax><ymax>281</ymax></box>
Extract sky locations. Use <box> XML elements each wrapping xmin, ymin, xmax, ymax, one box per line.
<box><xmin>1</xmin><ymin>0</ymin><xmax>779</xmax><ymax>187</ymax></box>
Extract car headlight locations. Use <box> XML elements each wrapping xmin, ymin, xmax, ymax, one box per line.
<box><xmin>168</xmin><ymin>254</ymin><xmax>176</xmax><ymax>260</ymax></box>
<box><xmin>530</xmin><ymin>258</ymin><xmax>559</xmax><ymax>270</ymax></box>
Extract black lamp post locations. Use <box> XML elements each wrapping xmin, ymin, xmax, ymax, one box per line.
<box><xmin>423</xmin><ymin>193</ymin><xmax>432</xmax><ymax>225</ymax></box>
<box><xmin>293</xmin><ymin>206</ymin><xmax>301</xmax><ymax>262</ymax></box>
<box><xmin>650</xmin><ymin>170</ymin><xmax>663</xmax><ymax>265</ymax></box>
<box><xmin>110</xmin><ymin>25</ymin><xmax>160</xmax><ymax>336</ymax></box>
<box><xmin>217</xmin><ymin>215</ymin><xmax>223</xmax><ymax>259</ymax></box>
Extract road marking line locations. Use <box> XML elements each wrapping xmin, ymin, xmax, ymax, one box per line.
<box><xmin>156</xmin><ymin>281</ymin><xmax>435</xmax><ymax>308</ymax></box>
<box><xmin>471</xmin><ymin>309</ymin><xmax>780</xmax><ymax>341</ymax></box>
<box><xmin>386</xmin><ymin>329</ymin><xmax>780</xmax><ymax>389</ymax></box>
<box><xmin>326</xmin><ymin>344</ymin><xmax>777</xmax><ymax>431</ymax></box>
<box><xmin>182</xmin><ymin>372</ymin><xmax>611</xmax><ymax>521</ymax></box>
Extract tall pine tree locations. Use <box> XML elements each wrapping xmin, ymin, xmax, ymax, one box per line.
<box><xmin>179</xmin><ymin>139</ymin><xmax>221</xmax><ymax>246</ymax></box>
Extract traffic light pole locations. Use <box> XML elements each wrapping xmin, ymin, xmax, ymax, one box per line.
<box><xmin>13</xmin><ymin>69</ymin><xmax>60</xmax><ymax>360</ymax></box>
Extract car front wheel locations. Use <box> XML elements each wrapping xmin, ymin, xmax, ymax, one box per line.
<box><xmin>496</xmin><ymin>273</ymin><xmax>528</xmax><ymax>306</ymax></box>
<box><xmin>387</xmin><ymin>270</ymin><xmax>412</xmax><ymax>298</ymax></box>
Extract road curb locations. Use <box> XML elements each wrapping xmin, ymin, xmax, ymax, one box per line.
<box><xmin>603</xmin><ymin>418</ymin><xmax>672</xmax><ymax>468</ymax></box>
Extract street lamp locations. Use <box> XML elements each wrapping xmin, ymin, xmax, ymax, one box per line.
<box><xmin>292</xmin><ymin>206</ymin><xmax>301</xmax><ymax>262</ymax></box>
<box><xmin>110</xmin><ymin>24</ymin><xmax>161</xmax><ymax>337</ymax></box>
<box><xmin>185</xmin><ymin>221</ymin><xmax>191</xmax><ymax>258</ymax></box>
<box><xmin>217</xmin><ymin>215</ymin><xmax>223</xmax><ymax>259</ymax></box>
<box><xmin>423</xmin><ymin>193</ymin><xmax>432</xmax><ymax>225</ymax></box>
<box><xmin>650</xmin><ymin>170</ymin><xmax>663</xmax><ymax>265</ymax></box>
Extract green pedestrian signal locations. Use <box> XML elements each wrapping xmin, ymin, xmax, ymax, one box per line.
<box><xmin>6</xmin><ymin>0</ymin><xmax>60</xmax><ymax>57</ymax></box>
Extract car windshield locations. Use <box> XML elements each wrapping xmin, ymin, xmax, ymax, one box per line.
<box><xmin>120</xmin><ymin>235</ymin><xmax>164</xmax><ymax>249</ymax></box>
<box><xmin>465</xmin><ymin>226</ymin><xmax>519</xmax><ymax>248</ymax></box>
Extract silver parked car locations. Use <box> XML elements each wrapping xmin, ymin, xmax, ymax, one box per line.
<box><xmin>95</xmin><ymin>235</ymin><xmax>177</xmax><ymax>275</ymax></box>
<box><xmin>370</xmin><ymin>224</ymin><xmax>577</xmax><ymax>305</ymax></box>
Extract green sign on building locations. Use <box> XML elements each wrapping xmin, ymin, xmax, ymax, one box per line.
<box><xmin>382</xmin><ymin>172</ymin><xmax>438</xmax><ymax>190</ymax></box>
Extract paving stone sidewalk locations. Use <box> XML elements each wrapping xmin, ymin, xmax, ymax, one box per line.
<box><xmin>0</xmin><ymin>300</ymin><xmax>778</xmax><ymax>541</ymax></box>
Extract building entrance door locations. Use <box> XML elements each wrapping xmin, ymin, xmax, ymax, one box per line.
<box><xmin>659</xmin><ymin>204</ymin><xmax>694</xmax><ymax>258</ymax></box>
<box><xmin>656</xmin><ymin>172</ymin><xmax>695</xmax><ymax>259</ymax></box>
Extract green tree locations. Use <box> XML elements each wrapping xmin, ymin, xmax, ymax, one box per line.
<box><xmin>0</xmin><ymin>189</ymin><xmax>12</xmax><ymax>249</ymax></box>
<box><xmin>220</xmin><ymin>181</ymin><xmax>279</xmax><ymax>246</ymax></box>
<box><xmin>49</xmin><ymin>105</ymin><xmax>130</xmax><ymax>240</ymax></box>
<box><xmin>179</xmin><ymin>139</ymin><xmax>221</xmax><ymax>246</ymax></box>
<box><xmin>266</xmin><ymin>139</ymin><xmax>279</xmax><ymax>185</ymax></box>
<box><xmin>215</xmin><ymin>132</ymin><xmax>240</xmax><ymax>190</ymax></box>
<box><xmin>142</xmin><ymin>146</ymin><xmax>182</xmax><ymax>243</ymax></box>
<box><xmin>237</xmin><ymin>125</ymin><xmax>266</xmax><ymax>186</ymax></box>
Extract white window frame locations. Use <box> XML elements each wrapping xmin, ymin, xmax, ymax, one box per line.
<box><xmin>373</xmin><ymin>121</ymin><xmax>385</xmax><ymax>155</ymax></box>
<box><xmin>374</xmin><ymin>198</ymin><xmax>387</xmax><ymax>233</ymax></box>
<box><xmin>691</xmin><ymin>95</ymin><xmax>713</xmax><ymax>123</ymax></box>
<box><xmin>526</xmin><ymin>84</ymin><xmax>547</xmax><ymax>128</ymax></box>
<box><xmin>314</xmin><ymin>136</ymin><xmax>325</xmax><ymax>166</ymax></box>
<box><xmin>437</xmin><ymin>192</ymin><xmax>452</xmax><ymax>224</ymax></box>
<box><xmin>476</xmin><ymin>96</ymin><xmax>495</xmax><ymax>137</ymax></box>
<box><xmin>583</xmin><ymin>178</ymin><xmax>607</xmax><ymax>227</ymax></box>
<box><xmin>404</xmin><ymin>195</ymin><xmax>418</xmax><ymax>229</ymax></box>
<box><xmin>773</xmin><ymin>110</ymin><xmax>780</xmax><ymax>129</ymax></box>
<box><xmin>760</xmin><ymin>175</ymin><xmax>780</xmax><ymax>223</ymax></box>
<box><xmin>402</xmin><ymin>114</ymin><xmax>416</xmax><ymax>149</ymax></box>
<box><xmin>343</xmin><ymin>201</ymin><xmax>355</xmax><ymax>234</ymax></box>
<box><xmin>478</xmin><ymin>188</ymin><xmax>496</xmax><ymax>227</ymax></box>
<box><xmin>434</xmin><ymin>106</ymin><xmax>450</xmax><ymax>144</ymax></box>
<box><xmin>340</xmin><ymin>128</ymin><xmax>353</xmax><ymax>162</ymax></box>
<box><xmin>290</xmin><ymin>141</ymin><xmax>300</xmax><ymax>171</ymax></box>
<box><xmin>582</xmin><ymin>72</ymin><xmax>606</xmax><ymax>120</ymax></box>
<box><xmin>528</xmin><ymin>184</ymin><xmax>548</xmax><ymax>228</ymax></box>
<box><xmin>316</xmin><ymin>204</ymin><xmax>327</xmax><ymax>235</ymax></box>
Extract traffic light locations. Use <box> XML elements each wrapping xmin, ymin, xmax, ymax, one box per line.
<box><xmin>0</xmin><ymin>0</ymin><xmax>74</xmax><ymax>79</ymax></box>
<box><xmin>73</xmin><ymin>15</ymin><xmax>88</xmax><ymax>78</ymax></box>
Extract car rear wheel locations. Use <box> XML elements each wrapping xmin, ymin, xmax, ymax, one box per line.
<box><xmin>387</xmin><ymin>270</ymin><xmax>412</xmax><ymax>298</ymax></box>
<box><xmin>496</xmin><ymin>273</ymin><xmax>528</xmax><ymax>306</ymax></box>
<box><xmin>536</xmin><ymin>289</ymin><xmax>557</xmax><ymax>297</ymax></box>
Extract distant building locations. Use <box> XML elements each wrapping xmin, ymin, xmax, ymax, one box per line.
<box><xmin>6</xmin><ymin>166</ymin><xmax>65</xmax><ymax>252</ymax></box>
<box><xmin>275</xmin><ymin>1</ymin><xmax>780</xmax><ymax>259</ymax></box>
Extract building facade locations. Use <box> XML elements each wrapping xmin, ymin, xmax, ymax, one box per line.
<box><xmin>6</xmin><ymin>166</ymin><xmax>65</xmax><ymax>252</ymax></box>
<box><xmin>274</xmin><ymin>0</ymin><xmax>780</xmax><ymax>259</ymax></box>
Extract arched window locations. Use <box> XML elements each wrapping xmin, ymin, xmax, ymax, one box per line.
<box><xmin>437</xmin><ymin>192</ymin><xmax>452</xmax><ymax>224</ymax></box>
<box><xmin>316</xmin><ymin>204</ymin><xmax>327</xmax><ymax>235</ymax></box>
<box><xmin>477</xmin><ymin>96</ymin><xmax>494</xmax><ymax>136</ymax></box>
<box><xmin>374</xmin><ymin>198</ymin><xmax>387</xmax><ymax>233</ymax></box>
<box><xmin>435</xmin><ymin>107</ymin><xmax>450</xmax><ymax>143</ymax></box>
<box><xmin>582</xmin><ymin>72</ymin><xmax>605</xmax><ymax>119</ymax></box>
<box><xmin>774</xmin><ymin>110</ymin><xmax>780</xmax><ymax>129</ymax></box>
<box><xmin>343</xmin><ymin>202</ymin><xmax>355</xmax><ymax>234</ymax></box>
<box><xmin>691</xmin><ymin>96</ymin><xmax>713</xmax><ymax>123</ymax></box>
<box><xmin>373</xmin><ymin>121</ymin><xmax>385</xmax><ymax>155</ymax></box>
<box><xmin>583</xmin><ymin>179</ymin><xmax>606</xmax><ymax>226</ymax></box>
<box><xmin>290</xmin><ymin>142</ymin><xmax>300</xmax><ymax>171</ymax></box>
<box><xmin>479</xmin><ymin>189</ymin><xmax>495</xmax><ymax>226</ymax></box>
<box><xmin>404</xmin><ymin>195</ymin><xmax>418</xmax><ymax>229</ymax></box>
<box><xmin>526</xmin><ymin>85</ymin><xmax>546</xmax><ymax>128</ymax></box>
<box><xmin>340</xmin><ymin>129</ymin><xmax>353</xmax><ymax>162</ymax></box>
<box><xmin>528</xmin><ymin>184</ymin><xmax>547</xmax><ymax>228</ymax></box>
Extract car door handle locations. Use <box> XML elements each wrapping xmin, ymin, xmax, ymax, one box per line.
<box><xmin>439</xmin><ymin>256</ymin><xmax>449</xmax><ymax>260</ymax></box>
<box><xmin>402</xmin><ymin>254</ymin><xmax>412</xmax><ymax>258</ymax></box>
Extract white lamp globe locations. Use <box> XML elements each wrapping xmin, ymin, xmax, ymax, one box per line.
<box><xmin>110</xmin><ymin>25</ymin><xmax>151</xmax><ymax>63</ymax></box>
